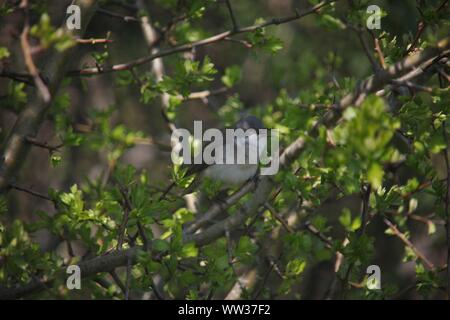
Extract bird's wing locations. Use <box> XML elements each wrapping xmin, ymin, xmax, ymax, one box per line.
<box><xmin>181</xmin><ymin>126</ymin><xmax>229</xmax><ymax>176</ymax></box>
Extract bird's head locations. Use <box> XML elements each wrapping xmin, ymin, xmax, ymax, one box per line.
<box><xmin>235</xmin><ymin>115</ymin><xmax>265</xmax><ymax>131</ymax></box>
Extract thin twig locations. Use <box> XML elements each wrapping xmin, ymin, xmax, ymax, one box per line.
<box><xmin>9</xmin><ymin>183</ymin><xmax>53</xmax><ymax>201</ymax></box>
<box><xmin>0</xmin><ymin>71</ymin><xmax>34</xmax><ymax>85</ymax></box>
<box><xmin>137</xmin><ymin>0</ymin><xmax>176</xmax><ymax>133</ymax></box>
<box><xmin>225</xmin><ymin>228</ymin><xmax>245</xmax><ymax>293</ymax></box>
<box><xmin>324</xmin><ymin>238</ymin><xmax>348</xmax><ymax>299</ymax></box>
<box><xmin>368</xmin><ymin>29</ymin><xmax>387</xmax><ymax>69</ymax></box>
<box><xmin>109</xmin><ymin>270</ymin><xmax>127</xmax><ymax>296</ymax></box>
<box><xmin>66</xmin><ymin>235</ymin><xmax>75</xmax><ymax>258</ymax></box>
<box><xmin>349</xmin><ymin>25</ymin><xmax>380</xmax><ymax>72</ymax></box>
<box><xmin>225</xmin><ymin>0</ymin><xmax>238</xmax><ymax>31</ymax></box>
<box><xmin>67</xmin><ymin>0</ymin><xmax>337</xmax><ymax>77</ymax></box>
<box><xmin>437</xmin><ymin>69</ymin><xmax>450</xmax><ymax>82</ymax></box>
<box><xmin>224</xmin><ymin>37</ymin><xmax>252</xmax><ymax>48</ymax></box>
<box><xmin>97</xmin><ymin>8</ymin><xmax>140</xmax><ymax>23</ymax></box>
<box><xmin>391</xmin><ymin>80</ymin><xmax>434</xmax><ymax>93</ymax></box>
<box><xmin>183</xmin><ymin>87</ymin><xmax>229</xmax><ymax>100</ymax></box>
<box><xmin>25</xmin><ymin>136</ymin><xmax>63</xmax><ymax>152</ymax></box>
<box><xmin>252</xmin><ymin>254</ymin><xmax>284</xmax><ymax>299</ymax></box>
<box><xmin>301</xmin><ymin>221</ymin><xmax>333</xmax><ymax>248</ymax></box>
<box><xmin>404</xmin><ymin>0</ymin><xmax>449</xmax><ymax>55</ymax></box>
<box><xmin>149</xmin><ymin>278</ymin><xmax>165</xmax><ymax>300</ymax></box>
<box><xmin>117</xmin><ymin>185</ymin><xmax>132</xmax><ymax>249</ymax></box>
<box><xmin>358</xmin><ymin>184</ymin><xmax>371</xmax><ymax>236</ymax></box>
<box><xmin>340</xmin><ymin>184</ymin><xmax>371</xmax><ymax>299</ymax></box>
<box><xmin>20</xmin><ymin>0</ymin><xmax>51</xmax><ymax>103</ymax></box>
<box><xmin>383</xmin><ymin>217</ymin><xmax>435</xmax><ymax>270</ymax></box>
<box><xmin>264</xmin><ymin>203</ymin><xmax>294</xmax><ymax>233</ymax></box>
<box><xmin>76</xmin><ymin>38</ymin><xmax>113</xmax><ymax>44</ymax></box>
<box><xmin>94</xmin><ymin>277</ymin><xmax>112</xmax><ymax>290</ymax></box>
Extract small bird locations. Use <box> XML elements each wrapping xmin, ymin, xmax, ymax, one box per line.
<box><xmin>161</xmin><ymin>115</ymin><xmax>266</xmax><ymax>199</ymax></box>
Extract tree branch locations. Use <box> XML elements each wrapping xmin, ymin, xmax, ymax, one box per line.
<box><xmin>404</xmin><ymin>0</ymin><xmax>449</xmax><ymax>55</ymax></box>
<box><xmin>340</xmin><ymin>184</ymin><xmax>372</xmax><ymax>299</ymax></box>
<box><xmin>19</xmin><ymin>0</ymin><xmax>51</xmax><ymax>103</ymax></box>
<box><xmin>348</xmin><ymin>25</ymin><xmax>380</xmax><ymax>72</ymax></box>
<box><xmin>96</xmin><ymin>7</ymin><xmax>140</xmax><ymax>23</ymax></box>
<box><xmin>0</xmin><ymin>0</ymin><xmax>98</xmax><ymax>193</ymax></box>
<box><xmin>368</xmin><ymin>29</ymin><xmax>387</xmax><ymax>69</ymax></box>
<box><xmin>9</xmin><ymin>183</ymin><xmax>53</xmax><ymax>202</ymax></box>
<box><xmin>183</xmin><ymin>87</ymin><xmax>229</xmax><ymax>101</ymax></box>
<box><xmin>137</xmin><ymin>0</ymin><xmax>176</xmax><ymax>133</ymax></box>
<box><xmin>225</xmin><ymin>0</ymin><xmax>238</xmax><ymax>31</ymax></box>
<box><xmin>25</xmin><ymin>136</ymin><xmax>63</xmax><ymax>152</ymax></box>
<box><xmin>323</xmin><ymin>37</ymin><xmax>450</xmax><ymax>126</ymax></box>
<box><xmin>1</xmin><ymin>34</ymin><xmax>449</xmax><ymax>300</ymax></box>
<box><xmin>66</xmin><ymin>0</ymin><xmax>337</xmax><ymax>77</ymax></box>
<box><xmin>383</xmin><ymin>217</ymin><xmax>435</xmax><ymax>270</ymax></box>
<box><xmin>76</xmin><ymin>38</ymin><xmax>113</xmax><ymax>44</ymax></box>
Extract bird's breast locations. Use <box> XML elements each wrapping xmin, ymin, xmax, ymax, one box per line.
<box><xmin>203</xmin><ymin>163</ymin><xmax>258</xmax><ymax>185</ymax></box>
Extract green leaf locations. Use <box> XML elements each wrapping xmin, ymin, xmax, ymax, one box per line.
<box><xmin>286</xmin><ymin>258</ymin><xmax>306</xmax><ymax>276</ymax></box>
<box><xmin>181</xmin><ymin>242</ymin><xmax>198</xmax><ymax>258</ymax></box>
<box><xmin>155</xmin><ymin>56</ymin><xmax>217</xmax><ymax>99</ymax></box>
<box><xmin>427</xmin><ymin>221</ymin><xmax>436</xmax><ymax>235</ymax></box>
<box><xmin>174</xmin><ymin>208</ymin><xmax>194</xmax><ymax>224</ymax></box>
<box><xmin>368</xmin><ymin>163</ymin><xmax>384</xmax><ymax>189</ymax></box>
<box><xmin>30</xmin><ymin>13</ymin><xmax>76</xmax><ymax>51</ymax></box>
<box><xmin>0</xmin><ymin>47</ymin><xmax>10</xmax><ymax>59</ymax></box>
<box><xmin>429</xmin><ymin>130</ymin><xmax>446</xmax><ymax>153</ymax></box>
<box><xmin>153</xmin><ymin>239</ymin><xmax>170</xmax><ymax>252</ymax></box>
<box><xmin>50</xmin><ymin>154</ymin><xmax>62</xmax><ymax>167</ymax></box>
<box><xmin>221</xmin><ymin>65</ymin><xmax>242</xmax><ymax>88</ymax></box>
<box><xmin>319</xmin><ymin>14</ymin><xmax>346</xmax><ymax>30</ymax></box>
<box><xmin>0</xmin><ymin>82</ymin><xmax>27</xmax><ymax>112</ymax></box>
<box><xmin>247</xmin><ymin>27</ymin><xmax>284</xmax><ymax>54</ymax></box>
<box><xmin>339</xmin><ymin>208</ymin><xmax>361</xmax><ymax>232</ymax></box>
<box><xmin>339</xmin><ymin>208</ymin><xmax>352</xmax><ymax>229</ymax></box>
